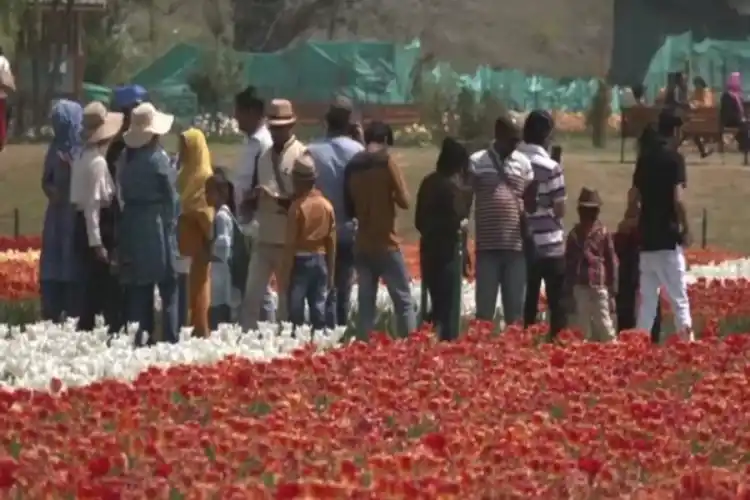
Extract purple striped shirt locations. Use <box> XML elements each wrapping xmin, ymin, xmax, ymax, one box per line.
<box><xmin>516</xmin><ymin>142</ymin><xmax>566</xmax><ymax>257</ymax></box>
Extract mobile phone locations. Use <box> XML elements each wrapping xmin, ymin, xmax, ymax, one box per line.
<box><xmin>550</xmin><ymin>145</ymin><xmax>563</xmax><ymax>163</ymax></box>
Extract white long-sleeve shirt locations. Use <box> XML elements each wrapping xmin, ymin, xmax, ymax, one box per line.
<box><xmin>70</xmin><ymin>147</ymin><xmax>115</xmax><ymax>247</ymax></box>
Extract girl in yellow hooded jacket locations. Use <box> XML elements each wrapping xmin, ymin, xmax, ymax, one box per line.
<box><xmin>177</xmin><ymin>128</ymin><xmax>214</xmax><ymax>337</ymax></box>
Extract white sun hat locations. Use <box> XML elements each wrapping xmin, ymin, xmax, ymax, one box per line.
<box><xmin>123</xmin><ymin>102</ymin><xmax>174</xmax><ymax>148</ymax></box>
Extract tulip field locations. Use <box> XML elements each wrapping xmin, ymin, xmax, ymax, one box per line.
<box><xmin>2</xmin><ymin>237</ymin><xmax>750</xmax><ymax>497</ymax></box>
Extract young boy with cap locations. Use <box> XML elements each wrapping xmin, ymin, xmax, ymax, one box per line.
<box><xmin>278</xmin><ymin>153</ymin><xmax>336</xmax><ymax>330</ymax></box>
<box><xmin>563</xmin><ymin>188</ymin><xmax>619</xmax><ymax>341</ymax></box>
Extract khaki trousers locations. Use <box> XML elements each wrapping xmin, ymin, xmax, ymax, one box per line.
<box><xmin>240</xmin><ymin>242</ymin><xmax>286</xmax><ymax>331</ymax></box>
<box><xmin>573</xmin><ymin>285</ymin><xmax>616</xmax><ymax>342</ymax></box>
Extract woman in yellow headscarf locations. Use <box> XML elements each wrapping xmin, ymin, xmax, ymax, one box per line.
<box><xmin>177</xmin><ymin>128</ymin><xmax>214</xmax><ymax>337</ymax></box>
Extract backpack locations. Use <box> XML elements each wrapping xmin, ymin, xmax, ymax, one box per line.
<box><xmin>229</xmin><ymin>218</ymin><xmax>250</xmax><ymax>295</ymax></box>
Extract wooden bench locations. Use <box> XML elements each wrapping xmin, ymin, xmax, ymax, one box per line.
<box><xmin>619</xmin><ymin>106</ymin><xmax>660</xmax><ymax>163</ymax></box>
<box><xmin>620</xmin><ymin>105</ymin><xmax>748</xmax><ymax>165</ymax></box>
<box><xmin>293</xmin><ymin>103</ymin><xmax>421</xmax><ymax>127</ymax></box>
<box><xmin>682</xmin><ymin>107</ymin><xmax>748</xmax><ymax>165</ymax></box>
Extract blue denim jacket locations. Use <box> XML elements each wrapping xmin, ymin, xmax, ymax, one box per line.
<box><xmin>117</xmin><ymin>146</ymin><xmax>179</xmax><ymax>285</ymax></box>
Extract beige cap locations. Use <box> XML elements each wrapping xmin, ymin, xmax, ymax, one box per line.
<box><xmin>292</xmin><ymin>154</ymin><xmax>316</xmax><ymax>180</ymax></box>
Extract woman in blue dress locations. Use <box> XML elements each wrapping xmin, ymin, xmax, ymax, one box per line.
<box><xmin>118</xmin><ymin>102</ymin><xmax>180</xmax><ymax>345</ymax></box>
<box><xmin>40</xmin><ymin>100</ymin><xmax>86</xmax><ymax>322</ymax></box>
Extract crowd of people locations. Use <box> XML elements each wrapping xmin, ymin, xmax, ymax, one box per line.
<box><xmin>35</xmin><ymin>82</ymin><xmax>693</xmax><ymax>344</ymax></box>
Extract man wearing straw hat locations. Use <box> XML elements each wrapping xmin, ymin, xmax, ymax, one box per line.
<box><xmin>239</xmin><ymin>98</ymin><xmax>307</xmax><ymax>330</ymax></box>
<box><xmin>118</xmin><ymin>102</ymin><xmax>181</xmax><ymax>344</ymax></box>
<box><xmin>70</xmin><ymin>101</ymin><xmax>124</xmax><ymax>332</ymax></box>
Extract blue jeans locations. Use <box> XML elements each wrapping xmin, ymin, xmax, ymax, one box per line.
<box><xmin>325</xmin><ymin>241</ymin><xmax>355</xmax><ymax>328</ymax></box>
<box><xmin>288</xmin><ymin>254</ymin><xmax>328</xmax><ymax>330</ymax></box>
<box><xmin>40</xmin><ymin>281</ymin><xmax>85</xmax><ymax>323</ymax></box>
<box><xmin>421</xmin><ymin>251</ymin><xmax>460</xmax><ymax>341</ymax></box>
<box><xmin>124</xmin><ymin>274</ymin><xmax>179</xmax><ymax>345</ymax></box>
<box><xmin>475</xmin><ymin>250</ymin><xmax>527</xmax><ymax>324</ymax></box>
<box><xmin>355</xmin><ymin>250</ymin><xmax>416</xmax><ymax>338</ymax></box>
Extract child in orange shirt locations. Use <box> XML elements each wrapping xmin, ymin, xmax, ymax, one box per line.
<box><xmin>278</xmin><ymin>154</ymin><xmax>336</xmax><ymax>330</ymax></box>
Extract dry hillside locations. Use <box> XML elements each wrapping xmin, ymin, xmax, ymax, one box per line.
<box><xmin>134</xmin><ymin>0</ymin><xmax>614</xmax><ymax>79</ymax></box>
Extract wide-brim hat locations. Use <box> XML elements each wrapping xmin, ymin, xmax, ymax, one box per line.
<box><xmin>267</xmin><ymin>98</ymin><xmax>296</xmax><ymax>127</ymax></box>
<box><xmin>577</xmin><ymin>187</ymin><xmax>602</xmax><ymax>208</ymax></box>
<box><xmin>82</xmin><ymin>101</ymin><xmax>124</xmax><ymax>144</ymax></box>
<box><xmin>292</xmin><ymin>154</ymin><xmax>316</xmax><ymax>180</ymax></box>
<box><xmin>123</xmin><ymin>102</ymin><xmax>174</xmax><ymax>148</ymax></box>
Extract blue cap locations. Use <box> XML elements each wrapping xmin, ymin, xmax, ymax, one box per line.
<box><xmin>112</xmin><ymin>85</ymin><xmax>148</xmax><ymax>110</ymax></box>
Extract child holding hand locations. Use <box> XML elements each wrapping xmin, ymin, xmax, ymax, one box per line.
<box><xmin>614</xmin><ymin>205</ymin><xmax>662</xmax><ymax>341</ymax></box>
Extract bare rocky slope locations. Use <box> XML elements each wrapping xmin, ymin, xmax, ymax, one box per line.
<box><xmin>145</xmin><ymin>0</ymin><xmax>614</xmax><ymax>79</ymax></box>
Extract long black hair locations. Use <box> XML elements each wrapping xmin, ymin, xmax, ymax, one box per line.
<box><xmin>436</xmin><ymin>137</ymin><xmax>469</xmax><ymax>176</ymax></box>
<box><xmin>210</xmin><ymin>166</ymin><xmax>237</xmax><ymax>215</ymax></box>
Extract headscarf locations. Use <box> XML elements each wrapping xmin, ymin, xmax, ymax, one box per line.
<box><xmin>726</xmin><ymin>72</ymin><xmax>745</xmax><ymax>120</ymax></box>
<box><xmin>727</xmin><ymin>72</ymin><xmax>743</xmax><ymax>96</ymax></box>
<box><xmin>177</xmin><ymin>128</ymin><xmax>213</xmax><ymax>214</ymax></box>
<box><xmin>49</xmin><ymin>99</ymin><xmax>83</xmax><ymax>161</ymax></box>
<box><xmin>43</xmin><ymin>100</ymin><xmax>83</xmax><ymax>202</ymax></box>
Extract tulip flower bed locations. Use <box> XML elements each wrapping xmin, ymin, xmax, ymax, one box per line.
<box><xmin>2</xmin><ymin>326</ymin><xmax>750</xmax><ymax>497</ymax></box>
<box><xmin>1</xmin><ymin>238</ymin><xmax>750</xmax><ymax>496</ymax></box>
<box><xmin>0</xmin><ymin>238</ymin><xmax>747</xmax><ymax>325</ymax></box>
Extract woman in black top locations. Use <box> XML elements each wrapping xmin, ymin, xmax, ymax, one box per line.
<box><xmin>415</xmin><ymin>137</ymin><xmax>473</xmax><ymax>341</ymax></box>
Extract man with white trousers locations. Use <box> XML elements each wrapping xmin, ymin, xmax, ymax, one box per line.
<box><xmin>628</xmin><ymin>109</ymin><xmax>693</xmax><ymax>341</ymax></box>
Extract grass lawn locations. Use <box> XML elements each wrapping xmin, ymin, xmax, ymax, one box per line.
<box><xmin>1</xmin><ymin>136</ymin><xmax>748</xmax><ymax>251</ymax></box>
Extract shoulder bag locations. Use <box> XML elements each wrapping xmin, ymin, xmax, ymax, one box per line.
<box><xmin>488</xmin><ymin>149</ymin><xmax>537</xmax><ymax>260</ymax></box>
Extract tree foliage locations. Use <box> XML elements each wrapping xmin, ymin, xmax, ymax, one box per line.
<box><xmin>187</xmin><ymin>1</ymin><xmax>244</xmax><ymax>119</ymax></box>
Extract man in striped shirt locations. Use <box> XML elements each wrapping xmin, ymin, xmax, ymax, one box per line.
<box><xmin>470</xmin><ymin>116</ymin><xmax>534</xmax><ymax>324</ymax></box>
<box><xmin>516</xmin><ymin>110</ymin><xmax>568</xmax><ymax>337</ymax></box>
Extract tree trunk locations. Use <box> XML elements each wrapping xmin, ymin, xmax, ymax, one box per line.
<box><xmin>590</xmin><ymin>79</ymin><xmax>611</xmax><ymax>149</ymax></box>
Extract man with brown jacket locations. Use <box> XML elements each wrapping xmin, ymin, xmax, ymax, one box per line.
<box><xmin>344</xmin><ymin>121</ymin><xmax>416</xmax><ymax>338</ymax></box>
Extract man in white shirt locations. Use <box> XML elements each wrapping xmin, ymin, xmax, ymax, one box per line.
<box><xmin>0</xmin><ymin>46</ymin><xmax>12</xmax><ymax>151</ymax></box>
<box><xmin>232</xmin><ymin>86</ymin><xmax>275</xmax><ymax>323</ymax></box>
<box><xmin>233</xmin><ymin>87</ymin><xmax>273</xmax><ymax>221</ymax></box>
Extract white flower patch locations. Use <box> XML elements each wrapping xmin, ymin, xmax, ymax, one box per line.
<box><xmin>1</xmin><ymin>258</ymin><xmax>748</xmax><ymax>392</ymax></box>
<box><xmin>0</xmin><ymin>321</ymin><xmax>346</xmax><ymax>391</ymax></box>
